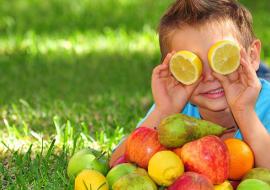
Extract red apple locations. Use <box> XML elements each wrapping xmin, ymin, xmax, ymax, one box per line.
<box><xmin>125</xmin><ymin>127</ymin><xmax>165</xmax><ymax>169</ymax></box>
<box><xmin>181</xmin><ymin>135</ymin><xmax>229</xmax><ymax>184</ymax></box>
<box><xmin>168</xmin><ymin>172</ymin><xmax>214</xmax><ymax>190</ymax></box>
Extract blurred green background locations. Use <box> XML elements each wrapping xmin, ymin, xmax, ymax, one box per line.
<box><xmin>0</xmin><ymin>0</ymin><xmax>269</xmax><ymax>188</ymax></box>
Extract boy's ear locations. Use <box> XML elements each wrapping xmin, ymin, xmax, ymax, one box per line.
<box><xmin>248</xmin><ymin>39</ymin><xmax>261</xmax><ymax>71</ymax></box>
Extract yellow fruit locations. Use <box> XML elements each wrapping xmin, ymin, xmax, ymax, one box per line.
<box><xmin>214</xmin><ymin>180</ymin><xmax>233</xmax><ymax>190</ymax></box>
<box><xmin>148</xmin><ymin>150</ymin><xmax>184</xmax><ymax>186</ymax></box>
<box><xmin>208</xmin><ymin>40</ymin><xmax>240</xmax><ymax>75</ymax></box>
<box><xmin>75</xmin><ymin>170</ymin><xmax>109</xmax><ymax>190</ymax></box>
<box><xmin>169</xmin><ymin>50</ymin><xmax>202</xmax><ymax>85</ymax></box>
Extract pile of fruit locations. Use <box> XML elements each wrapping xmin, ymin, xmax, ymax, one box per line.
<box><xmin>67</xmin><ymin>113</ymin><xmax>270</xmax><ymax>190</ymax></box>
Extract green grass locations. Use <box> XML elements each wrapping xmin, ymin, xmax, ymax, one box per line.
<box><xmin>0</xmin><ymin>0</ymin><xmax>270</xmax><ymax>189</ymax></box>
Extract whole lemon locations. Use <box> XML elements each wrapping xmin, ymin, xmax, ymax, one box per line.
<box><xmin>148</xmin><ymin>150</ymin><xmax>184</xmax><ymax>186</ymax></box>
<box><xmin>75</xmin><ymin>170</ymin><xmax>109</xmax><ymax>190</ymax></box>
<box><xmin>214</xmin><ymin>180</ymin><xmax>233</xmax><ymax>190</ymax></box>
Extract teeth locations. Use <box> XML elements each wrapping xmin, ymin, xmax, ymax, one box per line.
<box><xmin>208</xmin><ymin>88</ymin><xmax>224</xmax><ymax>94</ymax></box>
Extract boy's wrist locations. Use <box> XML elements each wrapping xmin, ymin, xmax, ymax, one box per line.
<box><xmin>231</xmin><ymin>106</ymin><xmax>256</xmax><ymax>120</ymax></box>
<box><xmin>153</xmin><ymin>107</ymin><xmax>179</xmax><ymax>119</ymax></box>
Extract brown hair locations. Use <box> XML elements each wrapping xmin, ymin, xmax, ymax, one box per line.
<box><xmin>158</xmin><ymin>0</ymin><xmax>256</xmax><ymax>60</ymax></box>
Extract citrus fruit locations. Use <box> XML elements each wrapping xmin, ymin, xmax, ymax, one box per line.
<box><xmin>208</xmin><ymin>40</ymin><xmax>240</xmax><ymax>75</ymax></box>
<box><xmin>169</xmin><ymin>50</ymin><xmax>202</xmax><ymax>85</ymax></box>
<box><xmin>224</xmin><ymin>138</ymin><xmax>254</xmax><ymax>180</ymax></box>
<box><xmin>148</xmin><ymin>150</ymin><xmax>184</xmax><ymax>186</ymax></box>
<box><xmin>75</xmin><ymin>169</ymin><xmax>109</xmax><ymax>190</ymax></box>
<box><xmin>214</xmin><ymin>180</ymin><xmax>233</xmax><ymax>190</ymax></box>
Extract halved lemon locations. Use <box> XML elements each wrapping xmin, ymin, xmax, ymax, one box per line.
<box><xmin>208</xmin><ymin>40</ymin><xmax>240</xmax><ymax>75</ymax></box>
<box><xmin>169</xmin><ymin>50</ymin><xmax>202</xmax><ymax>85</ymax></box>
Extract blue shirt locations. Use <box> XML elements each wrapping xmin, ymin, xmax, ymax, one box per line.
<box><xmin>137</xmin><ymin>79</ymin><xmax>270</xmax><ymax>139</ymax></box>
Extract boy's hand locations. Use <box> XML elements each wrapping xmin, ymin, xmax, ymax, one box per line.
<box><xmin>213</xmin><ymin>49</ymin><xmax>261</xmax><ymax>113</ymax></box>
<box><xmin>152</xmin><ymin>52</ymin><xmax>201</xmax><ymax>116</ymax></box>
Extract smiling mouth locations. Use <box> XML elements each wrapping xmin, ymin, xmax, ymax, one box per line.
<box><xmin>201</xmin><ymin>88</ymin><xmax>225</xmax><ymax>99</ymax></box>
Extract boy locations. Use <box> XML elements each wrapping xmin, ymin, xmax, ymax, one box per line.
<box><xmin>110</xmin><ymin>0</ymin><xmax>270</xmax><ymax>168</ymax></box>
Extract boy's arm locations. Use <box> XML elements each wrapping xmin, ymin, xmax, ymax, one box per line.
<box><xmin>139</xmin><ymin>108</ymin><xmax>171</xmax><ymax>129</ymax></box>
<box><xmin>213</xmin><ymin>49</ymin><xmax>270</xmax><ymax>168</ymax></box>
<box><xmin>109</xmin><ymin>138</ymin><xmax>127</xmax><ymax>167</ymax></box>
<box><xmin>233</xmin><ymin>110</ymin><xmax>270</xmax><ymax>168</ymax></box>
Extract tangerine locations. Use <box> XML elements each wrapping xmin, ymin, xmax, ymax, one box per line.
<box><xmin>224</xmin><ymin>138</ymin><xmax>254</xmax><ymax>180</ymax></box>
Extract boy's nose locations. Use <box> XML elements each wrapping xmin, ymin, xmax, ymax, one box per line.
<box><xmin>201</xmin><ymin>61</ymin><xmax>216</xmax><ymax>82</ymax></box>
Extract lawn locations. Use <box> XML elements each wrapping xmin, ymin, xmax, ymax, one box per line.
<box><xmin>0</xmin><ymin>0</ymin><xmax>270</xmax><ymax>189</ymax></box>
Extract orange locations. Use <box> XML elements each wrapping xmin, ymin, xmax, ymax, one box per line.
<box><xmin>224</xmin><ymin>138</ymin><xmax>254</xmax><ymax>180</ymax></box>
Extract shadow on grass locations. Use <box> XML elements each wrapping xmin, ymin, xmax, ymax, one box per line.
<box><xmin>0</xmin><ymin>50</ymin><xmax>160</xmax><ymax>103</ymax></box>
<box><xmin>0</xmin><ymin>0</ymin><xmax>172</xmax><ymax>35</ymax></box>
<box><xmin>0</xmin><ymin>50</ymin><xmax>160</xmax><ymax>136</ymax></box>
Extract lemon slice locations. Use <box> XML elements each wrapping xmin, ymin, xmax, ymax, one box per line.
<box><xmin>208</xmin><ymin>40</ymin><xmax>240</xmax><ymax>75</ymax></box>
<box><xmin>169</xmin><ymin>50</ymin><xmax>202</xmax><ymax>85</ymax></box>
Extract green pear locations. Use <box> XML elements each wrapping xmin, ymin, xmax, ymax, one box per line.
<box><xmin>158</xmin><ymin>113</ymin><xmax>226</xmax><ymax>147</ymax></box>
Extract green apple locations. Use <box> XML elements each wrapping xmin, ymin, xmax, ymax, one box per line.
<box><xmin>237</xmin><ymin>179</ymin><xmax>270</xmax><ymax>190</ymax></box>
<box><xmin>106</xmin><ymin>163</ymin><xmax>136</xmax><ymax>189</ymax></box>
<box><xmin>67</xmin><ymin>148</ymin><xmax>109</xmax><ymax>179</ymax></box>
<box><xmin>112</xmin><ymin>168</ymin><xmax>157</xmax><ymax>190</ymax></box>
<box><xmin>242</xmin><ymin>167</ymin><xmax>270</xmax><ymax>185</ymax></box>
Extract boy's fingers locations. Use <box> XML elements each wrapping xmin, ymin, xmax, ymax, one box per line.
<box><xmin>167</xmin><ymin>76</ymin><xmax>178</xmax><ymax>88</ymax></box>
<box><xmin>238</xmin><ymin>65</ymin><xmax>248</xmax><ymax>86</ymax></box>
<box><xmin>185</xmin><ymin>76</ymin><xmax>203</xmax><ymax>94</ymax></box>
<box><xmin>160</xmin><ymin>64</ymin><xmax>170</xmax><ymax>77</ymax></box>
<box><xmin>241</xmin><ymin>58</ymin><xmax>260</xmax><ymax>88</ymax></box>
<box><xmin>240</xmin><ymin>50</ymin><xmax>260</xmax><ymax>86</ymax></box>
<box><xmin>162</xmin><ymin>52</ymin><xmax>174</xmax><ymax>65</ymax></box>
<box><xmin>239</xmin><ymin>48</ymin><xmax>260</xmax><ymax>89</ymax></box>
<box><xmin>227</xmin><ymin>49</ymin><xmax>248</xmax><ymax>82</ymax></box>
<box><xmin>153</xmin><ymin>52</ymin><xmax>176</xmax><ymax>78</ymax></box>
<box><xmin>212</xmin><ymin>72</ymin><xmax>230</xmax><ymax>88</ymax></box>
<box><xmin>240</xmin><ymin>48</ymin><xmax>250</xmax><ymax>63</ymax></box>
<box><xmin>227</xmin><ymin>70</ymin><xmax>239</xmax><ymax>82</ymax></box>
<box><xmin>153</xmin><ymin>63</ymin><xmax>168</xmax><ymax>77</ymax></box>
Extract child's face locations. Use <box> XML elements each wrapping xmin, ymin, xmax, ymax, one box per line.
<box><xmin>169</xmin><ymin>22</ymin><xmax>242</xmax><ymax>112</ymax></box>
